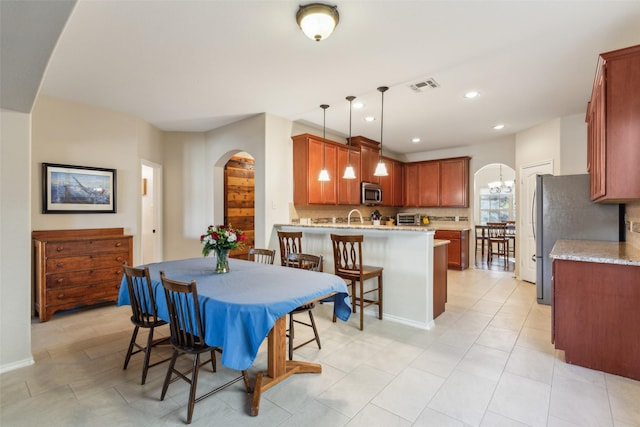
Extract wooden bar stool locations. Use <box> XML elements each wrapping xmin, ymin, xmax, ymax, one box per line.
<box><xmin>330</xmin><ymin>234</ymin><xmax>383</xmax><ymax>331</ymax></box>
<box><xmin>277</xmin><ymin>231</ymin><xmax>302</xmax><ymax>266</ymax></box>
<box><xmin>474</xmin><ymin>225</ymin><xmax>488</xmax><ymax>262</ymax></box>
<box><xmin>487</xmin><ymin>222</ymin><xmax>508</xmax><ymax>269</ymax></box>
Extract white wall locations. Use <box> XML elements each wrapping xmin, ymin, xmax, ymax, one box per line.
<box><xmin>31</xmin><ymin>96</ymin><xmax>164</xmax><ymax>264</ymax></box>
<box><xmin>560</xmin><ymin>114</ymin><xmax>588</xmax><ymax>175</ymax></box>
<box><xmin>0</xmin><ymin>110</ymin><xmax>34</xmax><ymax>372</ymax></box>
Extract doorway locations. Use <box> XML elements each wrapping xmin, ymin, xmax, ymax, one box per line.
<box><xmin>519</xmin><ymin>160</ymin><xmax>553</xmax><ymax>283</ymax></box>
<box><xmin>224</xmin><ymin>154</ymin><xmax>255</xmax><ymax>259</ymax></box>
<box><xmin>141</xmin><ymin>160</ymin><xmax>162</xmax><ymax>264</ymax></box>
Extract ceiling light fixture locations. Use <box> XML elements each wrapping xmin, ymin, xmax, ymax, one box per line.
<box><xmin>493</xmin><ymin>124</ymin><xmax>505</xmax><ymax>130</ymax></box>
<box><xmin>364</xmin><ymin>116</ymin><xmax>375</xmax><ymax>122</ymax></box>
<box><xmin>464</xmin><ymin>90</ymin><xmax>480</xmax><ymax>99</ymax></box>
<box><xmin>373</xmin><ymin>86</ymin><xmax>389</xmax><ymax>177</ymax></box>
<box><xmin>296</xmin><ymin>3</ymin><xmax>339</xmax><ymax>42</ymax></box>
<box><xmin>488</xmin><ymin>164</ymin><xmax>514</xmax><ymax>194</ymax></box>
<box><xmin>343</xmin><ymin>96</ymin><xmax>356</xmax><ymax>179</ymax></box>
<box><xmin>412</xmin><ymin>137</ymin><xmax>421</xmax><ymax>143</ymax></box>
<box><xmin>352</xmin><ymin>101</ymin><xmax>364</xmax><ymax>109</ymax></box>
<box><xmin>318</xmin><ymin>104</ymin><xmax>331</xmax><ymax>182</ymax></box>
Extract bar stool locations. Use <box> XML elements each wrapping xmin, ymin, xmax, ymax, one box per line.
<box><xmin>277</xmin><ymin>231</ymin><xmax>302</xmax><ymax>266</ymax></box>
<box><xmin>330</xmin><ymin>234</ymin><xmax>383</xmax><ymax>331</ymax></box>
<box><xmin>474</xmin><ymin>225</ymin><xmax>488</xmax><ymax>262</ymax></box>
<box><xmin>487</xmin><ymin>222</ymin><xmax>508</xmax><ymax>269</ymax></box>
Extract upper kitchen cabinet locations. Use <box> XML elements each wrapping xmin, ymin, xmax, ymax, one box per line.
<box><xmin>292</xmin><ymin>133</ymin><xmax>338</xmax><ymax>205</ymax></box>
<box><xmin>379</xmin><ymin>156</ymin><xmax>404</xmax><ymax>207</ymax></box>
<box><xmin>337</xmin><ymin>145</ymin><xmax>361</xmax><ymax>205</ymax></box>
<box><xmin>586</xmin><ymin>44</ymin><xmax>640</xmax><ymax>202</ymax></box>
<box><xmin>404</xmin><ymin>157</ymin><xmax>470</xmax><ymax>208</ymax></box>
<box><xmin>349</xmin><ymin>136</ymin><xmax>380</xmax><ymax>184</ymax></box>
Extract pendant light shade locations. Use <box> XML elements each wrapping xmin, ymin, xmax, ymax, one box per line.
<box><xmin>488</xmin><ymin>164</ymin><xmax>514</xmax><ymax>194</ymax></box>
<box><xmin>373</xmin><ymin>86</ymin><xmax>389</xmax><ymax>177</ymax></box>
<box><xmin>318</xmin><ymin>104</ymin><xmax>331</xmax><ymax>182</ymax></box>
<box><xmin>343</xmin><ymin>95</ymin><xmax>356</xmax><ymax>179</ymax></box>
<box><xmin>296</xmin><ymin>3</ymin><xmax>339</xmax><ymax>42</ymax></box>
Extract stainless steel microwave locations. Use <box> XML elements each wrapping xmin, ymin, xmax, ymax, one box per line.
<box><xmin>361</xmin><ymin>182</ymin><xmax>382</xmax><ymax>205</ymax></box>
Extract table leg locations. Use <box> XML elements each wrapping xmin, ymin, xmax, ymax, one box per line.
<box><xmin>251</xmin><ymin>315</ymin><xmax>322</xmax><ymax>416</ymax></box>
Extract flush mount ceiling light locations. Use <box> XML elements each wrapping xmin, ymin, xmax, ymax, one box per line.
<box><xmin>373</xmin><ymin>86</ymin><xmax>389</xmax><ymax>177</ymax></box>
<box><xmin>343</xmin><ymin>96</ymin><xmax>357</xmax><ymax>179</ymax></box>
<box><xmin>296</xmin><ymin>3</ymin><xmax>339</xmax><ymax>42</ymax></box>
<box><xmin>493</xmin><ymin>124</ymin><xmax>505</xmax><ymax>130</ymax></box>
<box><xmin>464</xmin><ymin>90</ymin><xmax>480</xmax><ymax>99</ymax></box>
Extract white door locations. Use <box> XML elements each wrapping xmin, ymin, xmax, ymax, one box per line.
<box><xmin>141</xmin><ymin>161</ymin><xmax>163</xmax><ymax>264</ymax></box>
<box><xmin>519</xmin><ymin>160</ymin><xmax>553</xmax><ymax>283</ymax></box>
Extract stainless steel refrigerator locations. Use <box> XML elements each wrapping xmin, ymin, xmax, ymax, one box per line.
<box><xmin>535</xmin><ymin>174</ymin><xmax>623</xmax><ymax>305</ymax></box>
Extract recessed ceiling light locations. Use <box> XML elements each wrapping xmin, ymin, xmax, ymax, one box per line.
<box><xmin>412</xmin><ymin>137</ymin><xmax>421</xmax><ymax>143</ymax></box>
<box><xmin>364</xmin><ymin>116</ymin><xmax>375</xmax><ymax>122</ymax></box>
<box><xmin>353</xmin><ymin>101</ymin><xmax>364</xmax><ymax>109</ymax></box>
<box><xmin>464</xmin><ymin>90</ymin><xmax>480</xmax><ymax>99</ymax></box>
<box><xmin>493</xmin><ymin>124</ymin><xmax>505</xmax><ymax>130</ymax></box>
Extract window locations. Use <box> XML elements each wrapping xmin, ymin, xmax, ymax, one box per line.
<box><xmin>479</xmin><ymin>188</ymin><xmax>515</xmax><ymax>223</ymax></box>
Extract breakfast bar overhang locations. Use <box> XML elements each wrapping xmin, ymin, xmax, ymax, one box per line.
<box><xmin>272</xmin><ymin>224</ymin><xmax>438</xmax><ymax>329</ymax></box>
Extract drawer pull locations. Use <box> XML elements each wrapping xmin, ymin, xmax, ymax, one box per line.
<box><xmin>56</xmin><ymin>246</ymin><xmax>63</xmax><ymax>252</ymax></box>
<box><xmin>57</xmin><ymin>293</ymin><xmax>65</xmax><ymax>299</ymax></box>
<box><xmin>116</xmin><ymin>256</ymin><xmax>123</xmax><ymax>262</ymax></box>
<box><xmin>115</xmin><ymin>242</ymin><xmax>122</xmax><ymax>247</ymax></box>
<box><xmin>57</xmin><ymin>278</ymin><xmax>64</xmax><ymax>283</ymax></box>
<box><xmin>56</xmin><ymin>263</ymin><xmax>64</xmax><ymax>268</ymax></box>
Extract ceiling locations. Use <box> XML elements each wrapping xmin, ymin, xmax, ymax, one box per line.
<box><xmin>31</xmin><ymin>1</ymin><xmax>640</xmax><ymax>155</ymax></box>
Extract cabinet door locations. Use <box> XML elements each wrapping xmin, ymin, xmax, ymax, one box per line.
<box><xmin>392</xmin><ymin>161</ymin><xmax>404</xmax><ymax>206</ymax></box>
<box><xmin>418</xmin><ymin>161</ymin><xmax>440</xmax><ymax>207</ymax></box>
<box><xmin>379</xmin><ymin>157</ymin><xmax>395</xmax><ymax>206</ymax></box>
<box><xmin>360</xmin><ymin>145</ymin><xmax>380</xmax><ymax>184</ymax></box>
<box><xmin>307</xmin><ymin>138</ymin><xmax>337</xmax><ymax>204</ymax></box>
<box><xmin>322</xmin><ymin>143</ymin><xmax>338</xmax><ymax>204</ymax></box>
<box><xmin>440</xmin><ymin>157</ymin><xmax>469</xmax><ymax>207</ymax></box>
<box><xmin>588</xmin><ymin>73</ymin><xmax>606</xmax><ymax>200</ymax></box>
<box><xmin>404</xmin><ymin>163</ymin><xmax>419</xmax><ymax>206</ymax></box>
<box><xmin>337</xmin><ymin>147</ymin><xmax>360</xmax><ymax>205</ymax></box>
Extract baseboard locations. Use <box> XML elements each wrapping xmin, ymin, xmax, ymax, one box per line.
<box><xmin>0</xmin><ymin>356</ymin><xmax>35</xmax><ymax>374</ymax></box>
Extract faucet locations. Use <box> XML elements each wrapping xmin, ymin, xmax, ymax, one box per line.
<box><xmin>347</xmin><ymin>209</ymin><xmax>364</xmax><ymax>225</ymax></box>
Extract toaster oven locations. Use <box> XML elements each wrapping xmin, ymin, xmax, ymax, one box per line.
<box><xmin>396</xmin><ymin>213</ymin><xmax>421</xmax><ymax>226</ymax></box>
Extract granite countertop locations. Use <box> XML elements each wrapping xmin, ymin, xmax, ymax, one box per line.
<box><xmin>549</xmin><ymin>240</ymin><xmax>640</xmax><ymax>266</ymax></box>
<box><xmin>277</xmin><ymin>223</ymin><xmax>470</xmax><ymax>232</ymax></box>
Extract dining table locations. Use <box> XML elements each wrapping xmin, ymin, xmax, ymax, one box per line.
<box><xmin>117</xmin><ymin>256</ymin><xmax>351</xmax><ymax>416</ymax></box>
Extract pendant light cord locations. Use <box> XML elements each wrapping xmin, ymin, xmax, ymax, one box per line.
<box><xmin>378</xmin><ymin>86</ymin><xmax>388</xmax><ymax>161</ymax></box>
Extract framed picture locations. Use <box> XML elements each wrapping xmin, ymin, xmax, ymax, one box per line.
<box><xmin>42</xmin><ymin>163</ymin><xmax>117</xmax><ymax>213</ymax></box>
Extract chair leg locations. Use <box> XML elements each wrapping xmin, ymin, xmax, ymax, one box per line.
<box><xmin>161</xmin><ymin>350</ymin><xmax>179</xmax><ymax>400</ymax></box>
<box><xmin>350</xmin><ymin>281</ymin><xmax>357</xmax><ymax>314</ymax></box>
<box><xmin>288</xmin><ymin>313</ymin><xmax>294</xmax><ymax>360</ymax></box>
<box><xmin>210</xmin><ymin>349</ymin><xmax>216</xmax><ymax>372</ymax></box>
<box><xmin>123</xmin><ymin>325</ymin><xmax>139</xmax><ymax>370</ymax></box>
<box><xmin>141</xmin><ymin>326</ymin><xmax>155</xmax><ymax>385</ymax></box>
<box><xmin>308</xmin><ymin>310</ymin><xmax>321</xmax><ymax>350</ymax></box>
<box><xmin>186</xmin><ymin>353</ymin><xmax>201</xmax><ymax>424</ymax></box>
<box><xmin>359</xmin><ymin>281</ymin><xmax>364</xmax><ymax>331</ymax></box>
<box><xmin>378</xmin><ymin>275</ymin><xmax>383</xmax><ymax>320</ymax></box>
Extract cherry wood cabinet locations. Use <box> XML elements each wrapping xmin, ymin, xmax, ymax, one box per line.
<box><xmin>33</xmin><ymin>228</ymin><xmax>132</xmax><ymax>322</ymax></box>
<box><xmin>293</xmin><ymin>133</ymin><xmax>339</xmax><ymax>205</ymax></box>
<box><xmin>337</xmin><ymin>145</ymin><xmax>361</xmax><ymax>205</ymax></box>
<box><xmin>350</xmin><ymin>136</ymin><xmax>380</xmax><ymax>184</ymax></box>
<box><xmin>552</xmin><ymin>259</ymin><xmax>640</xmax><ymax>380</ymax></box>
<box><xmin>379</xmin><ymin>156</ymin><xmax>404</xmax><ymax>207</ymax></box>
<box><xmin>433</xmin><ymin>241</ymin><xmax>449</xmax><ymax>319</ymax></box>
<box><xmin>586</xmin><ymin>44</ymin><xmax>640</xmax><ymax>202</ymax></box>
<box><xmin>404</xmin><ymin>157</ymin><xmax>470</xmax><ymax>208</ymax></box>
<box><xmin>434</xmin><ymin>229</ymin><xmax>469</xmax><ymax>270</ymax></box>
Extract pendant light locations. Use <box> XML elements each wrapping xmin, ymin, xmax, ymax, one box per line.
<box><xmin>488</xmin><ymin>164</ymin><xmax>514</xmax><ymax>194</ymax></box>
<box><xmin>318</xmin><ymin>104</ymin><xmax>330</xmax><ymax>182</ymax></box>
<box><xmin>373</xmin><ymin>86</ymin><xmax>389</xmax><ymax>177</ymax></box>
<box><xmin>343</xmin><ymin>96</ymin><xmax>356</xmax><ymax>179</ymax></box>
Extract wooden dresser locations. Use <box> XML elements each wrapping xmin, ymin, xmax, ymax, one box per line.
<box><xmin>32</xmin><ymin>228</ymin><xmax>133</xmax><ymax>322</ymax></box>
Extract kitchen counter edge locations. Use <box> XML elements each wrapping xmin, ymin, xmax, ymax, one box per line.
<box><xmin>549</xmin><ymin>240</ymin><xmax>640</xmax><ymax>266</ymax></box>
<box><xmin>276</xmin><ymin>223</ymin><xmax>469</xmax><ymax>232</ymax></box>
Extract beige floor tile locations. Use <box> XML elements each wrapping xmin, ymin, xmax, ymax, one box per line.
<box><xmin>505</xmin><ymin>345</ymin><xmax>555</xmax><ymax>385</ymax></box>
<box><xmin>347</xmin><ymin>403</ymin><xmax>412</xmax><ymax>427</ymax></box>
<box><xmin>413</xmin><ymin>407</ymin><xmax>466</xmax><ymax>426</ymax></box>
<box><xmin>548</xmin><ymin>374</ymin><xmax>613</xmax><ymax>427</ymax></box>
<box><xmin>488</xmin><ymin>371</ymin><xmax>551</xmax><ymax>427</ymax></box>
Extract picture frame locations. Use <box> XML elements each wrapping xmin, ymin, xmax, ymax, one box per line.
<box><xmin>42</xmin><ymin>163</ymin><xmax>117</xmax><ymax>213</ymax></box>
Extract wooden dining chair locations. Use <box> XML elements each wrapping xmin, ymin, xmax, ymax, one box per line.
<box><xmin>474</xmin><ymin>225</ymin><xmax>488</xmax><ymax>261</ymax></box>
<box><xmin>487</xmin><ymin>222</ymin><xmax>508</xmax><ymax>269</ymax></box>
<box><xmin>330</xmin><ymin>234</ymin><xmax>383</xmax><ymax>331</ymax></box>
<box><xmin>284</xmin><ymin>253</ymin><xmax>323</xmax><ymax>360</ymax></box>
<box><xmin>122</xmin><ymin>263</ymin><xmax>170</xmax><ymax>385</ymax></box>
<box><xmin>247</xmin><ymin>247</ymin><xmax>275</xmax><ymax>264</ymax></box>
<box><xmin>159</xmin><ymin>271</ymin><xmax>252</xmax><ymax>424</ymax></box>
<box><xmin>505</xmin><ymin>221</ymin><xmax>516</xmax><ymax>258</ymax></box>
<box><xmin>277</xmin><ymin>230</ymin><xmax>302</xmax><ymax>266</ymax></box>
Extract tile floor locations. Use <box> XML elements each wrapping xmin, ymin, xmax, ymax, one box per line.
<box><xmin>2</xmin><ymin>269</ymin><xmax>639</xmax><ymax>426</ymax></box>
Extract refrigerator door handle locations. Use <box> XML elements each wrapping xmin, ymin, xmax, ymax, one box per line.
<box><xmin>531</xmin><ymin>189</ymin><xmax>537</xmax><ymax>240</ymax></box>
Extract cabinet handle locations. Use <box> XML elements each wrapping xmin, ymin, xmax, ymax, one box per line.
<box><xmin>115</xmin><ymin>242</ymin><xmax>122</xmax><ymax>247</ymax></box>
<box><xmin>56</xmin><ymin>246</ymin><xmax>63</xmax><ymax>252</ymax></box>
<box><xmin>56</xmin><ymin>263</ymin><xmax>64</xmax><ymax>268</ymax></box>
<box><xmin>116</xmin><ymin>256</ymin><xmax>123</xmax><ymax>262</ymax></box>
<box><xmin>57</xmin><ymin>293</ymin><xmax>65</xmax><ymax>299</ymax></box>
<box><xmin>57</xmin><ymin>278</ymin><xmax>64</xmax><ymax>283</ymax></box>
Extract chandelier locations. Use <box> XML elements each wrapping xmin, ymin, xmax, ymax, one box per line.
<box><xmin>488</xmin><ymin>164</ymin><xmax>514</xmax><ymax>194</ymax></box>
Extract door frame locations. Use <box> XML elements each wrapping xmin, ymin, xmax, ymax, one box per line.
<box><xmin>140</xmin><ymin>159</ymin><xmax>163</xmax><ymax>264</ymax></box>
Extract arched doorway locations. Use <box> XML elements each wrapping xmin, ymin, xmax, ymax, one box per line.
<box><xmin>473</xmin><ymin>163</ymin><xmax>516</xmax><ymax>271</ymax></box>
<box><xmin>224</xmin><ymin>153</ymin><xmax>255</xmax><ymax>259</ymax></box>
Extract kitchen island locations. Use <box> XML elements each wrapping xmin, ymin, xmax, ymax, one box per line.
<box><xmin>272</xmin><ymin>223</ymin><xmax>439</xmax><ymax>329</ymax></box>
<box><xmin>550</xmin><ymin>240</ymin><xmax>640</xmax><ymax>380</ymax></box>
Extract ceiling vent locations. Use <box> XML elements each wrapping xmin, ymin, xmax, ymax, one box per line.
<box><xmin>409</xmin><ymin>78</ymin><xmax>440</xmax><ymax>92</ymax></box>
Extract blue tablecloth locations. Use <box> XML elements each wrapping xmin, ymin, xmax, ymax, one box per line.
<box><xmin>118</xmin><ymin>257</ymin><xmax>350</xmax><ymax>370</ymax></box>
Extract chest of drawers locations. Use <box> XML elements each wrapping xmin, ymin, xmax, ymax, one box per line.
<box><xmin>32</xmin><ymin>228</ymin><xmax>133</xmax><ymax>322</ymax></box>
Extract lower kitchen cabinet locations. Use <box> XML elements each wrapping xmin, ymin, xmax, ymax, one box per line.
<box><xmin>552</xmin><ymin>259</ymin><xmax>640</xmax><ymax>381</ymax></box>
<box><xmin>434</xmin><ymin>229</ymin><xmax>469</xmax><ymax>270</ymax></box>
<box><xmin>433</xmin><ymin>241</ymin><xmax>449</xmax><ymax>319</ymax></box>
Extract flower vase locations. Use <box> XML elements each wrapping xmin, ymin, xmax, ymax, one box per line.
<box><xmin>214</xmin><ymin>248</ymin><xmax>230</xmax><ymax>273</ymax></box>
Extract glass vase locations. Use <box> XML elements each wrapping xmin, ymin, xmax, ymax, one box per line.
<box><xmin>214</xmin><ymin>248</ymin><xmax>230</xmax><ymax>274</ymax></box>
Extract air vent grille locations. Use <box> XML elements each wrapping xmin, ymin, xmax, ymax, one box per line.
<box><xmin>409</xmin><ymin>78</ymin><xmax>440</xmax><ymax>92</ymax></box>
